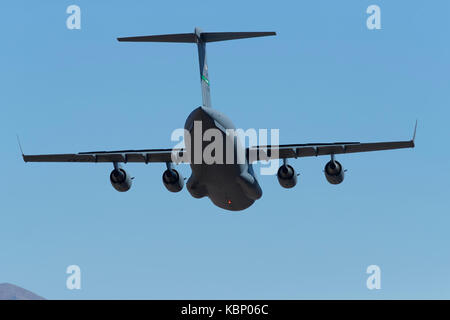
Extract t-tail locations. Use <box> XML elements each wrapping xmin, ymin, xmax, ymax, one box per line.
<box><xmin>117</xmin><ymin>28</ymin><xmax>276</xmax><ymax>108</ymax></box>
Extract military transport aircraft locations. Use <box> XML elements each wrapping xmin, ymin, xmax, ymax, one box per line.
<box><xmin>21</xmin><ymin>28</ymin><xmax>416</xmax><ymax>211</ymax></box>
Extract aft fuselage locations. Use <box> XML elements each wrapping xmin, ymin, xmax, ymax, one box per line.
<box><xmin>184</xmin><ymin>107</ymin><xmax>262</xmax><ymax>211</ymax></box>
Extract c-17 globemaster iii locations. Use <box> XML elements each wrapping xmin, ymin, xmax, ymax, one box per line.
<box><xmin>21</xmin><ymin>27</ymin><xmax>416</xmax><ymax>211</ymax></box>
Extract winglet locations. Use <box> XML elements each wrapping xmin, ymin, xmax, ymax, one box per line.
<box><xmin>16</xmin><ymin>135</ymin><xmax>25</xmax><ymax>161</ymax></box>
<box><xmin>412</xmin><ymin>120</ymin><xmax>418</xmax><ymax>141</ymax></box>
<box><xmin>411</xmin><ymin>120</ymin><xmax>418</xmax><ymax>147</ymax></box>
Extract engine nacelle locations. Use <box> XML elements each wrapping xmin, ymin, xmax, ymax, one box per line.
<box><xmin>277</xmin><ymin>164</ymin><xmax>297</xmax><ymax>188</ymax></box>
<box><xmin>162</xmin><ymin>169</ymin><xmax>184</xmax><ymax>192</ymax></box>
<box><xmin>110</xmin><ymin>168</ymin><xmax>132</xmax><ymax>192</ymax></box>
<box><xmin>324</xmin><ymin>160</ymin><xmax>345</xmax><ymax>184</ymax></box>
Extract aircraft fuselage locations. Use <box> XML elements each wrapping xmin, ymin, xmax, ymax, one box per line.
<box><xmin>184</xmin><ymin>107</ymin><xmax>262</xmax><ymax>211</ymax></box>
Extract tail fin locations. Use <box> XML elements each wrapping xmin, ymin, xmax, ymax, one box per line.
<box><xmin>118</xmin><ymin>28</ymin><xmax>276</xmax><ymax>108</ymax></box>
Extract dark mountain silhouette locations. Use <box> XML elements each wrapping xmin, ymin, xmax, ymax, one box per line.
<box><xmin>0</xmin><ymin>283</ymin><xmax>45</xmax><ymax>300</ymax></box>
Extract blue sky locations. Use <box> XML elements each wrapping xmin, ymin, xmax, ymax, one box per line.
<box><xmin>0</xmin><ymin>0</ymin><xmax>449</xmax><ymax>299</ymax></box>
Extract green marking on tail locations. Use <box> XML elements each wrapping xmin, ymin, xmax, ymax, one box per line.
<box><xmin>202</xmin><ymin>75</ymin><xmax>209</xmax><ymax>86</ymax></box>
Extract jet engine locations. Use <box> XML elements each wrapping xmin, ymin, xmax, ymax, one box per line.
<box><xmin>162</xmin><ymin>168</ymin><xmax>184</xmax><ymax>192</ymax></box>
<box><xmin>277</xmin><ymin>164</ymin><xmax>297</xmax><ymax>188</ymax></box>
<box><xmin>324</xmin><ymin>159</ymin><xmax>345</xmax><ymax>184</ymax></box>
<box><xmin>110</xmin><ymin>168</ymin><xmax>132</xmax><ymax>192</ymax></box>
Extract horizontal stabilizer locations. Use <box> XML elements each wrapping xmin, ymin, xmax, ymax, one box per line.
<box><xmin>117</xmin><ymin>31</ymin><xmax>276</xmax><ymax>43</ymax></box>
<box><xmin>118</xmin><ymin>33</ymin><xmax>197</xmax><ymax>43</ymax></box>
<box><xmin>201</xmin><ymin>32</ymin><xmax>276</xmax><ymax>42</ymax></box>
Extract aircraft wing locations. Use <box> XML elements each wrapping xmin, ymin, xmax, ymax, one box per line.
<box><xmin>22</xmin><ymin>148</ymin><xmax>186</xmax><ymax>164</ymax></box>
<box><xmin>247</xmin><ymin>122</ymin><xmax>417</xmax><ymax>162</ymax></box>
<box><xmin>247</xmin><ymin>140</ymin><xmax>414</xmax><ymax>162</ymax></box>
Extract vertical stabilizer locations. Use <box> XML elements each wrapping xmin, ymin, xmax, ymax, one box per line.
<box><xmin>195</xmin><ymin>28</ymin><xmax>212</xmax><ymax>108</ymax></box>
